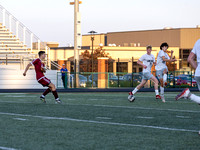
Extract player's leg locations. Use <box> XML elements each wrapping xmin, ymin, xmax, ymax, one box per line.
<box><xmin>128</xmin><ymin>79</ymin><xmax>147</xmax><ymax>102</ymax></box>
<box><xmin>156</xmin><ymin>69</ymin><xmax>165</xmax><ymax>102</ymax></box>
<box><xmin>62</xmin><ymin>76</ymin><xmax>66</xmax><ymax>88</ymax></box>
<box><xmin>163</xmin><ymin>69</ymin><xmax>168</xmax><ymax>87</ymax></box>
<box><xmin>40</xmin><ymin>88</ymin><xmax>51</xmax><ymax>103</ymax></box>
<box><xmin>132</xmin><ymin>79</ymin><xmax>147</xmax><ymax>95</ymax></box>
<box><xmin>176</xmin><ymin>77</ymin><xmax>200</xmax><ymax>104</ymax></box>
<box><xmin>48</xmin><ymin>83</ymin><xmax>62</xmax><ymax>104</ymax></box>
<box><xmin>150</xmin><ymin>76</ymin><xmax>161</xmax><ymax>99</ymax></box>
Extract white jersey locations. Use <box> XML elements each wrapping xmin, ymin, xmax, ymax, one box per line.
<box><xmin>155</xmin><ymin>50</ymin><xmax>170</xmax><ymax>71</ymax></box>
<box><xmin>191</xmin><ymin>39</ymin><xmax>200</xmax><ymax>76</ymax></box>
<box><xmin>139</xmin><ymin>54</ymin><xmax>155</xmax><ymax>73</ymax></box>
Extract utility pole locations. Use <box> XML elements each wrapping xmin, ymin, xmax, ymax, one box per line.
<box><xmin>70</xmin><ymin>0</ymin><xmax>82</xmax><ymax>88</ymax></box>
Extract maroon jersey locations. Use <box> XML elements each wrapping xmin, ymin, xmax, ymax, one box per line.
<box><xmin>31</xmin><ymin>58</ymin><xmax>45</xmax><ymax>80</ymax></box>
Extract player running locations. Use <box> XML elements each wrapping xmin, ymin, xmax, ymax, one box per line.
<box><xmin>155</xmin><ymin>43</ymin><xmax>176</xmax><ymax>102</ymax></box>
<box><xmin>176</xmin><ymin>39</ymin><xmax>200</xmax><ymax>104</ymax></box>
<box><xmin>23</xmin><ymin>51</ymin><xmax>62</xmax><ymax>104</ymax></box>
<box><xmin>128</xmin><ymin>45</ymin><xmax>161</xmax><ymax>102</ymax></box>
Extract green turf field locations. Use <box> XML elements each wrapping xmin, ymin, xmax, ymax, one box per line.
<box><xmin>0</xmin><ymin>92</ymin><xmax>199</xmax><ymax>150</ymax></box>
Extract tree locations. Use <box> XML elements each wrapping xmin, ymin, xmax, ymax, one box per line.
<box><xmin>80</xmin><ymin>47</ymin><xmax>113</xmax><ymax>72</ymax></box>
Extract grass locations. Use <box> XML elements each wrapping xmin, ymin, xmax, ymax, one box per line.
<box><xmin>0</xmin><ymin>92</ymin><xmax>199</xmax><ymax>150</ymax></box>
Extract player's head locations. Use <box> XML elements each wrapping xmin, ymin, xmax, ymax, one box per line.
<box><xmin>62</xmin><ymin>64</ymin><xmax>66</xmax><ymax>68</ymax></box>
<box><xmin>146</xmin><ymin>45</ymin><xmax>152</xmax><ymax>54</ymax></box>
<box><xmin>160</xmin><ymin>42</ymin><xmax>169</xmax><ymax>52</ymax></box>
<box><xmin>38</xmin><ymin>51</ymin><xmax>46</xmax><ymax>59</ymax></box>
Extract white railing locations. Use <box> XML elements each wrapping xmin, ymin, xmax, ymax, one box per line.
<box><xmin>0</xmin><ymin>4</ymin><xmax>51</xmax><ymax>68</ymax></box>
<box><xmin>49</xmin><ymin>59</ymin><xmax>62</xmax><ymax>70</ymax></box>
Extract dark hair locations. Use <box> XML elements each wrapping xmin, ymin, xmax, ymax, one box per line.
<box><xmin>146</xmin><ymin>45</ymin><xmax>152</xmax><ymax>49</ymax></box>
<box><xmin>38</xmin><ymin>51</ymin><xmax>45</xmax><ymax>56</ymax></box>
<box><xmin>160</xmin><ymin>42</ymin><xmax>169</xmax><ymax>50</ymax></box>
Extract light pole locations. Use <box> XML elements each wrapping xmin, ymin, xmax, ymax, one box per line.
<box><xmin>88</xmin><ymin>30</ymin><xmax>97</xmax><ymax>88</ymax></box>
<box><xmin>70</xmin><ymin>0</ymin><xmax>82</xmax><ymax>88</ymax></box>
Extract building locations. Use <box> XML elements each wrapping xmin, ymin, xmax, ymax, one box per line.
<box><xmin>49</xmin><ymin>27</ymin><xmax>200</xmax><ymax>73</ymax></box>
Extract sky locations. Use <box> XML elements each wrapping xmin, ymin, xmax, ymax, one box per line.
<box><xmin>0</xmin><ymin>0</ymin><xmax>200</xmax><ymax>46</ymax></box>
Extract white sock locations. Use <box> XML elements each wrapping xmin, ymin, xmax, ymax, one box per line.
<box><xmin>160</xmin><ymin>87</ymin><xmax>164</xmax><ymax>96</ymax></box>
<box><xmin>56</xmin><ymin>98</ymin><xmax>60</xmax><ymax>101</ymax></box>
<box><xmin>41</xmin><ymin>95</ymin><xmax>45</xmax><ymax>98</ymax></box>
<box><xmin>189</xmin><ymin>94</ymin><xmax>200</xmax><ymax>104</ymax></box>
<box><xmin>132</xmin><ymin>88</ymin><xmax>139</xmax><ymax>95</ymax></box>
<box><xmin>155</xmin><ymin>90</ymin><xmax>159</xmax><ymax>95</ymax></box>
<box><xmin>163</xmin><ymin>74</ymin><xmax>167</xmax><ymax>82</ymax></box>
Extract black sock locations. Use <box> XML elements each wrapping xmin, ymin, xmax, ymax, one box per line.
<box><xmin>42</xmin><ymin>88</ymin><xmax>51</xmax><ymax>97</ymax></box>
<box><xmin>52</xmin><ymin>90</ymin><xmax>59</xmax><ymax>99</ymax></box>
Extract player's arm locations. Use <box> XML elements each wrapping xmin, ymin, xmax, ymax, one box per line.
<box><xmin>170</xmin><ymin>50</ymin><xmax>174</xmax><ymax>59</ymax></box>
<box><xmin>41</xmin><ymin>64</ymin><xmax>47</xmax><ymax>73</ymax></box>
<box><xmin>23</xmin><ymin>63</ymin><xmax>32</xmax><ymax>76</ymax></box>
<box><xmin>137</xmin><ymin>60</ymin><xmax>147</xmax><ymax>69</ymax></box>
<box><xmin>153</xmin><ymin>56</ymin><xmax>156</xmax><ymax>66</ymax></box>
<box><xmin>188</xmin><ymin>52</ymin><xmax>197</xmax><ymax>69</ymax></box>
<box><xmin>162</xmin><ymin>56</ymin><xmax>176</xmax><ymax>62</ymax></box>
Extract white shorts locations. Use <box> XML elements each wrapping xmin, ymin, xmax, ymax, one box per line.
<box><xmin>156</xmin><ymin>68</ymin><xmax>168</xmax><ymax>79</ymax></box>
<box><xmin>142</xmin><ymin>72</ymin><xmax>153</xmax><ymax>80</ymax></box>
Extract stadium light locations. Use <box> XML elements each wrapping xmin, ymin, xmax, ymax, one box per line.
<box><xmin>88</xmin><ymin>30</ymin><xmax>97</xmax><ymax>88</ymax></box>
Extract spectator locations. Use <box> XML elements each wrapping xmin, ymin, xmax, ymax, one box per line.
<box><xmin>60</xmin><ymin>64</ymin><xmax>68</xmax><ymax>88</ymax></box>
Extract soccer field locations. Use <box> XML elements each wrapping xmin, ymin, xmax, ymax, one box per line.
<box><xmin>0</xmin><ymin>92</ymin><xmax>199</xmax><ymax>150</ymax></box>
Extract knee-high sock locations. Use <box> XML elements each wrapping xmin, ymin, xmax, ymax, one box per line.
<box><xmin>42</xmin><ymin>88</ymin><xmax>51</xmax><ymax>97</ymax></box>
<box><xmin>52</xmin><ymin>90</ymin><xmax>59</xmax><ymax>100</ymax></box>
<box><xmin>160</xmin><ymin>86</ymin><xmax>164</xmax><ymax>96</ymax></box>
<box><xmin>155</xmin><ymin>90</ymin><xmax>159</xmax><ymax>95</ymax></box>
<box><xmin>132</xmin><ymin>88</ymin><xmax>139</xmax><ymax>95</ymax></box>
<box><xmin>163</xmin><ymin>74</ymin><xmax>167</xmax><ymax>82</ymax></box>
<box><xmin>189</xmin><ymin>94</ymin><xmax>200</xmax><ymax>104</ymax></box>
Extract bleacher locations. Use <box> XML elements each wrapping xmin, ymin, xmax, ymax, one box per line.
<box><xmin>0</xmin><ymin>5</ymin><xmax>61</xmax><ymax>89</ymax></box>
<box><xmin>0</xmin><ymin>23</ymin><xmax>28</xmax><ymax>51</ymax></box>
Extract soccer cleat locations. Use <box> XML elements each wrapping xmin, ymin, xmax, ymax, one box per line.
<box><xmin>128</xmin><ymin>92</ymin><xmax>135</xmax><ymax>102</ymax></box>
<box><xmin>161</xmin><ymin>96</ymin><xmax>166</xmax><ymax>103</ymax></box>
<box><xmin>55</xmin><ymin>99</ymin><xmax>62</xmax><ymax>104</ymax></box>
<box><xmin>129</xmin><ymin>92</ymin><xmax>133</xmax><ymax>96</ymax></box>
<box><xmin>40</xmin><ymin>96</ymin><xmax>46</xmax><ymax>103</ymax></box>
<box><xmin>156</xmin><ymin>95</ymin><xmax>161</xmax><ymax>99</ymax></box>
<box><xmin>175</xmin><ymin>88</ymin><xmax>191</xmax><ymax>101</ymax></box>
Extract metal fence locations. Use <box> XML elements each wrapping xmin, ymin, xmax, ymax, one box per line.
<box><xmin>150</xmin><ymin>71</ymin><xmax>196</xmax><ymax>88</ymax></box>
<box><xmin>56</xmin><ymin>71</ymin><xmax>197</xmax><ymax>89</ymax></box>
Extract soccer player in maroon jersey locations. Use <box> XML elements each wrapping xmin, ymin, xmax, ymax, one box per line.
<box><xmin>23</xmin><ymin>51</ymin><xmax>61</xmax><ymax>104</ymax></box>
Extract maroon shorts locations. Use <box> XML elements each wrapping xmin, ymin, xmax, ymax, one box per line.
<box><xmin>38</xmin><ymin>77</ymin><xmax>51</xmax><ymax>87</ymax></box>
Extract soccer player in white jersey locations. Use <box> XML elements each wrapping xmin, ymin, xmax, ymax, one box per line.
<box><xmin>176</xmin><ymin>39</ymin><xmax>200</xmax><ymax>104</ymax></box>
<box><xmin>128</xmin><ymin>45</ymin><xmax>161</xmax><ymax>102</ymax></box>
<box><xmin>156</xmin><ymin>43</ymin><xmax>177</xmax><ymax>102</ymax></box>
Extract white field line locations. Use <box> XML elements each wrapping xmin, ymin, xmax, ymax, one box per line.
<box><xmin>96</xmin><ymin>117</ymin><xmax>112</xmax><ymax>120</ymax></box>
<box><xmin>0</xmin><ymin>101</ymin><xmax>33</xmax><ymax>104</ymax></box>
<box><xmin>165</xmin><ymin>101</ymin><xmax>192</xmax><ymax>104</ymax></box>
<box><xmin>89</xmin><ymin>99</ymin><xmax>107</xmax><ymax>101</ymax></box>
<box><xmin>0</xmin><ymin>112</ymin><xmax>198</xmax><ymax>133</ymax></box>
<box><xmin>93</xmin><ymin>104</ymin><xmax>200</xmax><ymax>113</ymax></box>
<box><xmin>5</xmin><ymin>96</ymin><xmax>37</xmax><ymax>98</ymax></box>
<box><xmin>0</xmin><ymin>146</ymin><xmax>19</xmax><ymax>150</ymax></box>
<box><xmin>0</xmin><ymin>98</ymin><xmax>199</xmax><ymax>113</ymax></box>
<box><xmin>67</xmin><ymin>99</ymin><xmax>76</xmax><ymax>100</ymax></box>
<box><xmin>136</xmin><ymin>116</ymin><xmax>154</xmax><ymax>119</ymax></box>
<box><xmin>176</xmin><ymin>116</ymin><xmax>191</xmax><ymax>119</ymax></box>
<box><xmin>13</xmin><ymin>118</ymin><xmax>27</xmax><ymax>121</ymax></box>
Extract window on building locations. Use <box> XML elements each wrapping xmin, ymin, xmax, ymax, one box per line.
<box><xmin>117</xmin><ymin>62</ymin><xmax>128</xmax><ymax>72</ymax></box>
